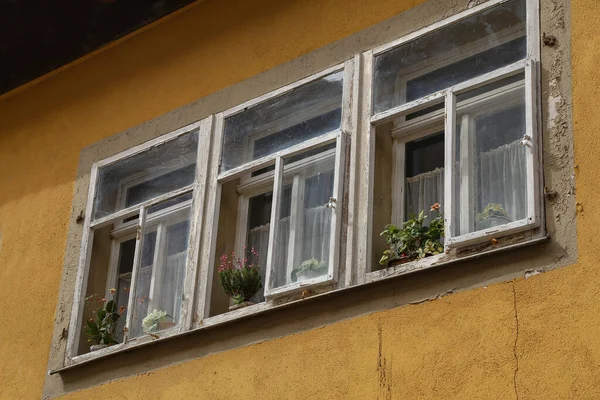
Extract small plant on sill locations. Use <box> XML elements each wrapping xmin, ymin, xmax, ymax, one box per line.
<box><xmin>379</xmin><ymin>203</ymin><xmax>444</xmax><ymax>266</ymax></box>
<box><xmin>291</xmin><ymin>258</ymin><xmax>327</xmax><ymax>282</ymax></box>
<box><xmin>476</xmin><ymin>203</ymin><xmax>510</xmax><ymax>229</ymax></box>
<box><xmin>218</xmin><ymin>246</ymin><xmax>262</xmax><ymax>308</ymax></box>
<box><xmin>142</xmin><ymin>309</ymin><xmax>176</xmax><ymax>334</ymax></box>
<box><xmin>84</xmin><ymin>290</ymin><xmax>125</xmax><ymax>351</ymax></box>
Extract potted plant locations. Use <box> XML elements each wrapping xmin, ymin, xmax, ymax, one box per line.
<box><xmin>218</xmin><ymin>246</ymin><xmax>262</xmax><ymax>310</ymax></box>
<box><xmin>142</xmin><ymin>309</ymin><xmax>176</xmax><ymax>334</ymax></box>
<box><xmin>84</xmin><ymin>289</ymin><xmax>125</xmax><ymax>351</ymax></box>
<box><xmin>379</xmin><ymin>203</ymin><xmax>444</xmax><ymax>268</ymax></box>
<box><xmin>291</xmin><ymin>258</ymin><xmax>327</xmax><ymax>283</ymax></box>
<box><xmin>476</xmin><ymin>203</ymin><xmax>510</xmax><ymax>229</ymax></box>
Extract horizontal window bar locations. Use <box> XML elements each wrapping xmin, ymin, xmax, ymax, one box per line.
<box><xmin>370</xmin><ymin>59</ymin><xmax>526</xmax><ymax>125</ymax></box>
<box><xmin>217</xmin><ymin>130</ymin><xmax>340</xmax><ymax>183</ymax></box>
<box><xmin>89</xmin><ymin>184</ymin><xmax>194</xmax><ymax>229</ymax></box>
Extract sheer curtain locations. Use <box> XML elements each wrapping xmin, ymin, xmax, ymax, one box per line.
<box><xmin>479</xmin><ymin>139</ymin><xmax>527</xmax><ymax>222</ymax></box>
<box><xmin>405</xmin><ymin>167</ymin><xmax>444</xmax><ymax>221</ymax></box>
<box><xmin>157</xmin><ymin>251</ymin><xmax>186</xmax><ymax>324</ymax></box>
<box><xmin>247</xmin><ymin>206</ymin><xmax>331</xmax><ymax>291</ymax></box>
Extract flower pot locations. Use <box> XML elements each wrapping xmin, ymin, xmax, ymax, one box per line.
<box><xmin>157</xmin><ymin>321</ymin><xmax>177</xmax><ymax>331</ymax></box>
<box><xmin>477</xmin><ymin>215</ymin><xmax>510</xmax><ymax>230</ymax></box>
<box><xmin>387</xmin><ymin>255</ymin><xmax>418</xmax><ymax>268</ymax></box>
<box><xmin>296</xmin><ymin>269</ymin><xmax>325</xmax><ymax>282</ymax></box>
<box><xmin>229</xmin><ymin>301</ymin><xmax>255</xmax><ymax>311</ymax></box>
<box><xmin>90</xmin><ymin>344</ymin><xmax>109</xmax><ymax>352</ymax></box>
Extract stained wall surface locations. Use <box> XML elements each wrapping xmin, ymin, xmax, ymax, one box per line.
<box><xmin>0</xmin><ymin>0</ymin><xmax>597</xmax><ymax>398</ymax></box>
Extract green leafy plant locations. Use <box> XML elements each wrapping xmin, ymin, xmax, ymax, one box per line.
<box><xmin>291</xmin><ymin>258</ymin><xmax>327</xmax><ymax>282</ymax></box>
<box><xmin>379</xmin><ymin>203</ymin><xmax>444</xmax><ymax>265</ymax></box>
<box><xmin>218</xmin><ymin>246</ymin><xmax>262</xmax><ymax>304</ymax></box>
<box><xmin>476</xmin><ymin>203</ymin><xmax>509</xmax><ymax>222</ymax></box>
<box><xmin>142</xmin><ymin>309</ymin><xmax>172</xmax><ymax>333</ymax></box>
<box><xmin>84</xmin><ymin>290</ymin><xmax>124</xmax><ymax>346</ymax></box>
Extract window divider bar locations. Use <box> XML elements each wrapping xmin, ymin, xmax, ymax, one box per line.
<box><xmin>329</xmin><ymin>131</ymin><xmax>347</xmax><ymax>283</ymax></box>
<box><xmin>344</xmin><ymin>53</ymin><xmax>362</xmax><ymax>288</ymax></box>
<box><xmin>264</xmin><ymin>156</ymin><xmax>284</xmax><ymax>296</ymax></box>
<box><xmin>90</xmin><ymin>185</ymin><xmax>195</xmax><ymax>229</ymax></box>
<box><xmin>223</xmin><ymin>63</ymin><xmax>346</xmax><ymax>118</ymax></box>
<box><xmin>370</xmin><ymin>59</ymin><xmax>526</xmax><ymax>126</ymax></box>
<box><xmin>96</xmin><ymin>121</ymin><xmax>202</xmax><ymax>168</ymax></box>
<box><xmin>443</xmin><ymin>92</ymin><xmax>457</xmax><ymax>249</ymax></box>
<box><xmin>123</xmin><ymin>205</ymin><xmax>147</xmax><ymax>342</ymax></box>
<box><xmin>181</xmin><ymin>116</ymin><xmax>214</xmax><ymax>331</ymax></box>
<box><xmin>525</xmin><ymin>60</ymin><xmax>540</xmax><ymax>226</ymax></box>
<box><xmin>217</xmin><ymin>130</ymin><xmax>339</xmax><ymax>183</ymax></box>
<box><xmin>196</xmin><ymin>113</ymin><xmax>225</xmax><ymax>321</ymax></box>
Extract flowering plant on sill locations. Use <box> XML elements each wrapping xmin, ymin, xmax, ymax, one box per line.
<box><xmin>218</xmin><ymin>246</ymin><xmax>262</xmax><ymax>305</ymax></box>
<box><xmin>379</xmin><ymin>203</ymin><xmax>444</xmax><ymax>266</ymax></box>
<box><xmin>84</xmin><ymin>289</ymin><xmax>125</xmax><ymax>346</ymax></box>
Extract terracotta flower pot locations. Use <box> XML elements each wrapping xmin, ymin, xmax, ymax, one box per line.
<box><xmin>229</xmin><ymin>301</ymin><xmax>255</xmax><ymax>311</ymax></box>
<box><xmin>90</xmin><ymin>344</ymin><xmax>109</xmax><ymax>352</ymax></box>
<box><xmin>157</xmin><ymin>321</ymin><xmax>177</xmax><ymax>331</ymax></box>
<box><xmin>387</xmin><ymin>255</ymin><xmax>418</xmax><ymax>268</ymax></box>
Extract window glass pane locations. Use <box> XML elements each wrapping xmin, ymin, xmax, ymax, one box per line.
<box><xmin>270</xmin><ymin>146</ymin><xmax>335</xmax><ymax>289</ymax></box>
<box><xmin>221</xmin><ymin>71</ymin><xmax>343</xmax><ymax>172</ymax></box>
<box><xmin>373</xmin><ymin>0</ymin><xmax>526</xmax><ymax>114</ymax></box>
<box><xmin>130</xmin><ymin>203</ymin><xmax>191</xmax><ymax>338</ymax></box>
<box><xmin>405</xmin><ymin>132</ymin><xmax>444</xmax><ymax>221</ymax></box>
<box><xmin>452</xmin><ymin>74</ymin><xmax>527</xmax><ymax>237</ymax></box>
<box><xmin>94</xmin><ymin>131</ymin><xmax>198</xmax><ymax>220</ymax></box>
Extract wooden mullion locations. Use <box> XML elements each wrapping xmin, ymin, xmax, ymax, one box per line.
<box><xmin>264</xmin><ymin>157</ymin><xmax>284</xmax><ymax>295</ymax></box>
<box><xmin>443</xmin><ymin>91</ymin><xmax>457</xmax><ymax>249</ymax></box>
<box><xmin>181</xmin><ymin>116</ymin><xmax>213</xmax><ymax>330</ymax></box>
<box><xmin>123</xmin><ymin>206</ymin><xmax>147</xmax><ymax>342</ymax></box>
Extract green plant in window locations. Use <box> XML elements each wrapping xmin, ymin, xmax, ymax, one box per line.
<box><xmin>218</xmin><ymin>246</ymin><xmax>262</xmax><ymax>304</ymax></box>
<box><xmin>291</xmin><ymin>258</ymin><xmax>328</xmax><ymax>282</ymax></box>
<box><xmin>379</xmin><ymin>203</ymin><xmax>444</xmax><ymax>265</ymax></box>
<box><xmin>84</xmin><ymin>290</ymin><xmax>124</xmax><ymax>346</ymax></box>
<box><xmin>476</xmin><ymin>203</ymin><xmax>509</xmax><ymax>222</ymax></box>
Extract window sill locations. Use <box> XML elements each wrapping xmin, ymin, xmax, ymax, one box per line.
<box><xmin>51</xmin><ymin>235</ymin><xmax>548</xmax><ymax>375</ymax></box>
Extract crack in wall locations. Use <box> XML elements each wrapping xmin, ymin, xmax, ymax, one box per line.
<box><xmin>512</xmin><ymin>283</ymin><xmax>520</xmax><ymax>400</ymax></box>
<box><xmin>377</xmin><ymin>325</ymin><xmax>392</xmax><ymax>400</ymax></box>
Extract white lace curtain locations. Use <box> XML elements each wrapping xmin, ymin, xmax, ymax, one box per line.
<box><xmin>405</xmin><ymin>139</ymin><xmax>527</xmax><ymax>226</ymax></box>
<box><xmin>479</xmin><ymin>139</ymin><xmax>527</xmax><ymax>221</ymax></box>
<box><xmin>129</xmin><ymin>251</ymin><xmax>186</xmax><ymax>338</ymax></box>
<box><xmin>406</xmin><ymin>167</ymin><xmax>444</xmax><ymax>222</ymax></box>
<box><xmin>247</xmin><ymin>205</ymin><xmax>332</xmax><ymax>293</ymax></box>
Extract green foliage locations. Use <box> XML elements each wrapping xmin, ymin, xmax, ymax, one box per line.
<box><xmin>379</xmin><ymin>205</ymin><xmax>444</xmax><ymax>265</ymax></box>
<box><xmin>84</xmin><ymin>294</ymin><xmax>122</xmax><ymax>346</ymax></box>
<box><xmin>291</xmin><ymin>258</ymin><xmax>327</xmax><ymax>282</ymax></box>
<box><xmin>476</xmin><ymin>203</ymin><xmax>509</xmax><ymax>222</ymax></box>
<box><xmin>218</xmin><ymin>248</ymin><xmax>262</xmax><ymax>304</ymax></box>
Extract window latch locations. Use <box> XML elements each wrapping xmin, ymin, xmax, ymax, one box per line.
<box><xmin>520</xmin><ymin>134</ymin><xmax>532</xmax><ymax>147</ymax></box>
<box><xmin>325</xmin><ymin>197</ymin><xmax>337</xmax><ymax>209</ymax></box>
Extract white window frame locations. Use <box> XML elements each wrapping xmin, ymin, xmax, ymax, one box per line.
<box><xmin>65</xmin><ymin>117</ymin><xmax>213</xmax><ymax>365</ymax></box>
<box><xmin>363</xmin><ymin>0</ymin><xmax>541</xmax><ymax>275</ymax></box>
<box><xmin>197</xmin><ymin>59</ymin><xmax>356</xmax><ymax>318</ymax></box>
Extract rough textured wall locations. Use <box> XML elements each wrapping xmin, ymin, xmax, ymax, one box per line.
<box><xmin>0</xmin><ymin>0</ymin><xmax>598</xmax><ymax>398</ymax></box>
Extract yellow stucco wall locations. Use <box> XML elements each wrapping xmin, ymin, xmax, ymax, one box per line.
<box><xmin>0</xmin><ymin>0</ymin><xmax>598</xmax><ymax>398</ymax></box>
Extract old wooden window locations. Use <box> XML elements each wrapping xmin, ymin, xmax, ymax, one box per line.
<box><xmin>203</xmin><ymin>63</ymin><xmax>354</xmax><ymax>317</ymax></box>
<box><xmin>369</xmin><ymin>0</ymin><xmax>540</xmax><ymax>268</ymax></box>
<box><xmin>67</xmin><ymin>119</ymin><xmax>212</xmax><ymax>360</ymax></box>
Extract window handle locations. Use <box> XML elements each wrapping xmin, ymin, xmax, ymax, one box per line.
<box><xmin>520</xmin><ymin>134</ymin><xmax>532</xmax><ymax>147</ymax></box>
<box><xmin>325</xmin><ymin>197</ymin><xmax>337</xmax><ymax>209</ymax></box>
